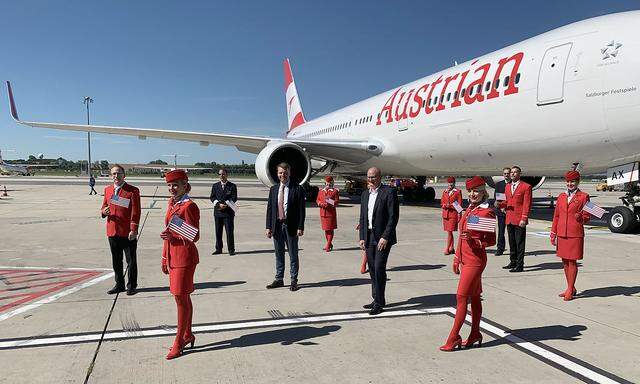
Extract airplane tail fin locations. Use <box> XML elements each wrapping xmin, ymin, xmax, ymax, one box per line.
<box><xmin>283</xmin><ymin>58</ymin><xmax>306</xmax><ymax>132</ymax></box>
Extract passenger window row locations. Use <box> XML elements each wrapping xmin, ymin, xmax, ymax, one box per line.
<box><xmin>302</xmin><ymin>114</ymin><xmax>374</xmax><ymax>138</ymax></box>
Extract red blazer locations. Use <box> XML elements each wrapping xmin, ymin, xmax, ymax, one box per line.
<box><xmin>441</xmin><ymin>188</ymin><xmax>462</xmax><ymax>219</ymax></box>
<box><xmin>101</xmin><ymin>183</ymin><xmax>141</xmax><ymax>237</ymax></box>
<box><xmin>455</xmin><ymin>202</ymin><xmax>496</xmax><ymax>267</ymax></box>
<box><xmin>551</xmin><ymin>190</ymin><xmax>590</xmax><ymax>238</ymax></box>
<box><xmin>317</xmin><ymin>187</ymin><xmax>339</xmax><ymax>217</ymax></box>
<box><xmin>162</xmin><ymin>196</ymin><xmax>200</xmax><ymax>268</ymax></box>
<box><xmin>502</xmin><ymin>181</ymin><xmax>532</xmax><ymax>225</ymax></box>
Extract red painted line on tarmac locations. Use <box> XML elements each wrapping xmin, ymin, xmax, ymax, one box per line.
<box><xmin>0</xmin><ymin>292</ymin><xmax>33</xmax><ymax>301</ymax></box>
<box><xmin>5</xmin><ymin>272</ymin><xmax>88</xmax><ymax>285</ymax></box>
<box><xmin>0</xmin><ymin>270</ymin><xmax>102</xmax><ymax>314</ymax></box>
<box><xmin>0</xmin><ymin>278</ymin><xmax>95</xmax><ymax>293</ymax></box>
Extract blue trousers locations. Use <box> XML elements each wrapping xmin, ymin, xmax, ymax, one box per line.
<box><xmin>273</xmin><ymin>222</ymin><xmax>299</xmax><ymax>280</ymax></box>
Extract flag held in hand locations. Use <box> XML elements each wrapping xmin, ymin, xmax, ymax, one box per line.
<box><xmin>582</xmin><ymin>201</ymin><xmax>606</xmax><ymax>219</ymax></box>
<box><xmin>467</xmin><ymin>215</ymin><xmax>496</xmax><ymax>233</ymax></box>
<box><xmin>168</xmin><ymin>215</ymin><xmax>198</xmax><ymax>242</ymax></box>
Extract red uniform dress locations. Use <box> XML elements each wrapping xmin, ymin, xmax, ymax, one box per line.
<box><xmin>455</xmin><ymin>202</ymin><xmax>496</xmax><ymax>296</ymax></box>
<box><xmin>551</xmin><ymin>190</ymin><xmax>590</xmax><ymax>260</ymax></box>
<box><xmin>162</xmin><ymin>195</ymin><xmax>200</xmax><ymax>295</ymax></box>
<box><xmin>317</xmin><ymin>187</ymin><xmax>339</xmax><ymax>230</ymax></box>
<box><xmin>441</xmin><ymin>188</ymin><xmax>462</xmax><ymax>232</ymax></box>
<box><xmin>101</xmin><ymin>183</ymin><xmax>141</xmax><ymax>236</ymax></box>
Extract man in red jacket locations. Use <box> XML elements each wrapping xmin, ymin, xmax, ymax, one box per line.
<box><xmin>101</xmin><ymin>164</ymin><xmax>141</xmax><ymax>295</ymax></box>
<box><xmin>501</xmin><ymin>166</ymin><xmax>532</xmax><ymax>272</ymax></box>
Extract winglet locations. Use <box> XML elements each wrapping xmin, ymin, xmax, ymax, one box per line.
<box><xmin>6</xmin><ymin>81</ymin><xmax>20</xmax><ymax>122</ymax></box>
<box><xmin>283</xmin><ymin>59</ymin><xmax>306</xmax><ymax>132</ymax></box>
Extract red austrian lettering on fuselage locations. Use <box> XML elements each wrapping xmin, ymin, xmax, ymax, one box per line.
<box><xmin>375</xmin><ymin>51</ymin><xmax>524</xmax><ymax>125</ymax></box>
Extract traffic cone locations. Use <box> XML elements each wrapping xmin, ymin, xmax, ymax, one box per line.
<box><xmin>2</xmin><ymin>185</ymin><xmax>7</xmax><ymax>197</ymax></box>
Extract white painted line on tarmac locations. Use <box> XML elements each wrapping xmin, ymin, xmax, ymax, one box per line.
<box><xmin>0</xmin><ymin>272</ymin><xmax>114</xmax><ymax>323</ymax></box>
<box><xmin>0</xmin><ymin>306</ymin><xmax>630</xmax><ymax>383</ymax></box>
<box><xmin>472</xmin><ymin>313</ymin><xmax>628</xmax><ymax>384</ymax></box>
<box><xmin>0</xmin><ymin>307</ymin><xmax>450</xmax><ymax>349</ymax></box>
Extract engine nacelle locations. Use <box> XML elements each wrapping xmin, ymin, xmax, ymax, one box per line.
<box><xmin>485</xmin><ymin>176</ymin><xmax>546</xmax><ymax>190</ymax></box>
<box><xmin>255</xmin><ymin>141</ymin><xmax>311</xmax><ymax>186</ymax></box>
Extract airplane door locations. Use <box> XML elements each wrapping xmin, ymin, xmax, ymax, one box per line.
<box><xmin>537</xmin><ymin>43</ymin><xmax>572</xmax><ymax>105</ymax></box>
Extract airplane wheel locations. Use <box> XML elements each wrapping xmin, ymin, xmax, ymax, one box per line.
<box><xmin>424</xmin><ymin>187</ymin><xmax>435</xmax><ymax>203</ymax></box>
<box><xmin>607</xmin><ymin>206</ymin><xmax>638</xmax><ymax>233</ymax></box>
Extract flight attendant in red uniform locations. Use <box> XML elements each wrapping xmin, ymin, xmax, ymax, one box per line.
<box><xmin>441</xmin><ymin>177</ymin><xmax>462</xmax><ymax>255</ymax></box>
<box><xmin>160</xmin><ymin>170</ymin><xmax>200</xmax><ymax>360</ymax></box>
<box><xmin>440</xmin><ymin>176</ymin><xmax>496</xmax><ymax>351</ymax></box>
<box><xmin>550</xmin><ymin>171</ymin><xmax>590</xmax><ymax>301</ymax></box>
<box><xmin>317</xmin><ymin>176</ymin><xmax>339</xmax><ymax>251</ymax></box>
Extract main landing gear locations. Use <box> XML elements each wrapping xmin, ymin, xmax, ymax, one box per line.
<box><xmin>607</xmin><ymin>182</ymin><xmax>640</xmax><ymax>233</ymax></box>
<box><xmin>396</xmin><ymin>176</ymin><xmax>435</xmax><ymax>203</ymax></box>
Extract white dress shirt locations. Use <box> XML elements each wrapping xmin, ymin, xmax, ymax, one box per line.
<box><xmin>367</xmin><ymin>186</ymin><xmax>379</xmax><ymax>229</ymax></box>
<box><xmin>511</xmin><ymin>180</ymin><xmax>520</xmax><ymax>194</ymax></box>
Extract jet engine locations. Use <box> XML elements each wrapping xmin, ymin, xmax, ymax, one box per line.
<box><xmin>255</xmin><ymin>141</ymin><xmax>311</xmax><ymax>186</ymax></box>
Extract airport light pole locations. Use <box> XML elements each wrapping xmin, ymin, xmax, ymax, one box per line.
<box><xmin>83</xmin><ymin>97</ymin><xmax>93</xmax><ymax>177</ymax></box>
<box><xmin>162</xmin><ymin>153</ymin><xmax>188</xmax><ymax>168</ymax></box>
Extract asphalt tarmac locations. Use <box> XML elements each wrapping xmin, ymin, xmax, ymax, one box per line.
<box><xmin>0</xmin><ymin>177</ymin><xmax>638</xmax><ymax>383</ymax></box>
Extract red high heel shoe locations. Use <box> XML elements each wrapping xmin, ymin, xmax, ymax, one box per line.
<box><xmin>558</xmin><ymin>288</ymin><xmax>577</xmax><ymax>298</ymax></box>
<box><xmin>166</xmin><ymin>342</ymin><xmax>185</xmax><ymax>360</ymax></box>
<box><xmin>462</xmin><ymin>333</ymin><xmax>483</xmax><ymax>348</ymax></box>
<box><xmin>183</xmin><ymin>334</ymin><xmax>196</xmax><ymax>349</ymax></box>
<box><xmin>439</xmin><ymin>335</ymin><xmax>462</xmax><ymax>352</ymax></box>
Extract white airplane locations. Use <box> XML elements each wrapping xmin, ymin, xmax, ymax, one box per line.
<box><xmin>0</xmin><ymin>150</ymin><xmax>30</xmax><ymax>175</ymax></box>
<box><xmin>5</xmin><ymin>11</ymin><xmax>640</xmax><ymax>232</ymax></box>
<box><xmin>0</xmin><ymin>150</ymin><xmax>55</xmax><ymax>175</ymax></box>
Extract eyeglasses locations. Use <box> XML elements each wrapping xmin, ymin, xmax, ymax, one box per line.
<box><xmin>366</xmin><ymin>176</ymin><xmax>379</xmax><ymax>179</ymax></box>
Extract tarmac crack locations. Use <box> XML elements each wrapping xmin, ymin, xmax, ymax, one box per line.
<box><xmin>82</xmin><ymin>185</ymin><xmax>157</xmax><ymax>384</ymax></box>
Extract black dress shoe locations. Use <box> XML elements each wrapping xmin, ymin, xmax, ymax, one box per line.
<box><xmin>290</xmin><ymin>280</ymin><xmax>299</xmax><ymax>291</ymax></box>
<box><xmin>266</xmin><ymin>280</ymin><xmax>284</xmax><ymax>289</ymax></box>
<box><xmin>229</xmin><ymin>251</ymin><xmax>236</xmax><ymax>256</ymax></box>
<box><xmin>212</xmin><ymin>250</ymin><xmax>222</xmax><ymax>255</ymax></box>
<box><xmin>495</xmin><ymin>249</ymin><xmax>504</xmax><ymax>256</ymax></box>
<box><xmin>502</xmin><ymin>263</ymin><xmax>516</xmax><ymax>269</ymax></box>
<box><xmin>107</xmin><ymin>286</ymin><xmax>125</xmax><ymax>295</ymax></box>
<box><xmin>369</xmin><ymin>305</ymin><xmax>384</xmax><ymax>315</ymax></box>
<box><xmin>126</xmin><ymin>287</ymin><xmax>137</xmax><ymax>296</ymax></box>
<box><xmin>509</xmin><ymin>266</ymin><xmax>524</xmax><ymax>273</ymax></box>
<box><xmin>363</xmin><ymin>302</ymin><xmax>375</xmax><ymax>309</ymax></box>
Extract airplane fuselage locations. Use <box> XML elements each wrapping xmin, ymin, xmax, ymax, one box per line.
<box><xmin>287</xmin><ymin>11</ymin><xmax>640</xmax><ymax>177</ymax></box>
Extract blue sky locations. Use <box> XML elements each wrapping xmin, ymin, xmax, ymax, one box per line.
<box><xmin>1</xmin><ymin>1</ymin><xmax>637</xmax><ymax>164</ymax></box>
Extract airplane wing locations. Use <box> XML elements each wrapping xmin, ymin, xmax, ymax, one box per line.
<box><xmin>129</xmin><ymin>164</ymin><xmax>213</xmax><ymax>171</ymax></box>
<box><xmin>6</xmin><ymin>82</ymin><xmax>382</xmax><ymax>163</ymax></box>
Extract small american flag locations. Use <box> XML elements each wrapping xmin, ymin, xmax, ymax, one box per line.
<box><xmin>467</xmin><ymin>215</ymin><xmax>496</xmax><ymax>233</ymax></box>
<box><xmin>582</xmin><ymin>201</ymin><xmax>606</xmax><ymax>219</ymax></box>
<box><xmin>168</xmin><ymin>215</ymin><xmax>198</xmax><ymax>242</ymax></box>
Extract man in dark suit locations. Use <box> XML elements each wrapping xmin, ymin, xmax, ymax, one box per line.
<box><xmin>359</xmin><ymin>167</ymin><xmax>399</xmax><ymax>315</ymax></box>
<box><xmin>210</xmin><ymin>168</ymin><xmax>238</xmax><ymax>255</ymax></box>
<box><xmin>493</xmin><ymin>167</ymin><xmax>511</xmax><ymax>255</ymax></box>
<box><xmin>265</xmin><ymin>162</ymin><xmax>306</xmax><ymax>291</ymax></box>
